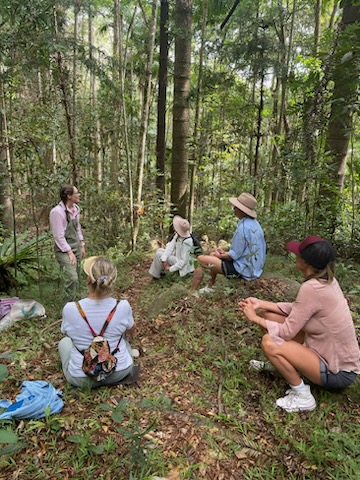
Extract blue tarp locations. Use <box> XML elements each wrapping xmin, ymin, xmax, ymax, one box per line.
<box><xmin>0</xmin><ymin>381</ymin><xmax>63</xmax><ymax>420</ymax></box>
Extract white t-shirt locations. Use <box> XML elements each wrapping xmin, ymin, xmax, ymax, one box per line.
<box><xmin>61</xmin><ymin>297</ymin><xmax>134</xmax><ymax>377</ymax></box>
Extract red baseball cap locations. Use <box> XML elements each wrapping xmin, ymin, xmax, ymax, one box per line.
<box><xmin>286</xmin><ymin>236</ymin><xmax>326</xmax><ymax>255</ymax></box>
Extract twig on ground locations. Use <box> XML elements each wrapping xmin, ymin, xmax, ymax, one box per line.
<box><xmin>218</xmin><ymin>326</ymin><xmax>229</xmax><ymax>415</ymax></box>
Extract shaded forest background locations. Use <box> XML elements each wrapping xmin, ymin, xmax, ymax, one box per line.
<box><xmin>0</xmin><ymin>0</ymin><xmax>359</xmax><ymax>265</ymax></box>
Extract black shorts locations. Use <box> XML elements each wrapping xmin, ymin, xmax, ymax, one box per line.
<box><xmin>320</xmin><ymin>360</ymin><xmax>357</xmax><ymax>391</ymax></box>
<box><xmin>221</xmin><ymin>260</ymin><xmax>243</xmax><ymax>279</ymax></box>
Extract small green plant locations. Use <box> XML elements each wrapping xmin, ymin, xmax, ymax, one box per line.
<box><xmin>0</xmin><ymin>230</ymin><xmax>51</xmax><ymax>290</ymax></box>
<box><xmin>0</xmin><ymin>365</ymin><xmax>8</xmax><ymax>383</ymax></box>
<box><xmin>0</xmin><ymin>428</ymin><xmax>26</xmax><ymax>457</ymax></box>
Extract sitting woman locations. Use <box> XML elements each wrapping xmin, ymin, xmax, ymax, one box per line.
<box><xmin>239</xmin><ymin>236</ymin><xmax>360</xmax><ymax>412</ymax></box>
<box><xmin>149</xmin><ymin>215</ymin><xmax>195</xmax><ymax>280</ymax></box>
<box><xmin>58</xmin><ymin>256</ymin><xmax>139</xmax><ymax>388</ymax></box>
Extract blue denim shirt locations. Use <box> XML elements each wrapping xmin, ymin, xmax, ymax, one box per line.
<box><xmin>228</xmin><ymin>218</ymin><xmax>266</xmax><ymax>280</ymax></box>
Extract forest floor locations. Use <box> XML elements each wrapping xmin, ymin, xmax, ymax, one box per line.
<box><xmin>0</xmin><ymin>255</ymin><xmax>359</xmax><ymax>479</ymax></box>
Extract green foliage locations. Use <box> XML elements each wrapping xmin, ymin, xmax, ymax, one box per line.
<box><xmin>0</xmin><ymin>231</ymin><xmax>51</xmax><ymax>291</ymax></box>
<box><xmin>0</xmin><ymin>365</ymin><xmax>8</xmax><ymax>383</ymax></box>
<box><xmin>0</xmin><ymin>430</ymin><xmax>18</xmax><ymax>444</ymax></box>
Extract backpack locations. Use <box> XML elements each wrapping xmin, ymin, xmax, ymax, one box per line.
<box><xmin>188</xmin><ymin>233</ymin><xmax>203</xmax><ymax>255</ymax></box>
<box><xmin>75</xmin><ymin>301</ymin><xmax>121</xmax><ymax>382</ymax></box>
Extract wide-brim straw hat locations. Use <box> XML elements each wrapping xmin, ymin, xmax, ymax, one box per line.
<box><xmin>82</xmin><ymin>256</ymin><xmax>101</xmax><ymax>282</ymax></box>
<box><xmin>229</xmin><ymin>192</ymin><xmax>257</xmax><ymax>218</ymax></box>
<box><xmin>173</xmin><ymin>215</ymin><xmax>191</xmax><ymax>237</ymax></box>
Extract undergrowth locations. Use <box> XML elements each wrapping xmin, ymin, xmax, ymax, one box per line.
<box><xmin>0</xmin><ymin>252</ymin><xmax>359</xmax><ymax>479</ymax></box>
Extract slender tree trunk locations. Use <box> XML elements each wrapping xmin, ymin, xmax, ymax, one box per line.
<box><xmin>132</xmin><ymin>0</ymin><xmax>158</xmax><ymax>247</ymax></box>
<box><xmin>171</xmin><ymin>0</ymin><xmax>192</xmax><ymax>217</ymax></box>
<box><xmin>53</xmin><ymin>6</ymin><xmax>76</xmax><ymax>184</ymax></box>
<box><xmin>0</xmin><ymin>77</ymin><xmax>13</xmax><ymax>231</ymax></box>
<box><xmin>155</xmin><ymin>0</ymin><xmax>169</xmax><ymax>200</ymax></box>
<box><xmin>88</xmin><ymin>2</ymin><xmax>101</xmax><ymax>184</ymax></box>
<box><xmin>188</xmin><ymin>0</ymin><xmax>208</xmax><ymax>223</ymax></box>
<box><xmin>72</xmin><ymin>0</ymin><xmax>80</xmax><ymax>184</ymax></box>
<box><xmin>314</xmin><ymin>0</ymin><xmax>322</xmax><ymax>55</ymax></box>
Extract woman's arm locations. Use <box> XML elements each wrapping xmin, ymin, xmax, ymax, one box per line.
<box><xmin>240</xmin><ymin>297</ymin><xmax>284</xmax><ymax>314</ymax></box>
<box><xmin>161</xmin><ymin>235</ymin><xmax>177</xmax><ymax>262</ymax></box>
<box><xmin>239</xmin><ymin>299</ymin><xmax>269</xmax><ymax>329</ymax></box>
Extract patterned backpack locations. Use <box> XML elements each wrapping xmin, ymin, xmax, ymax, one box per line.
<box><xmin>75</xmin><ymin>301</ymin><xmax>121</xmax><ymax>382</ymax></box>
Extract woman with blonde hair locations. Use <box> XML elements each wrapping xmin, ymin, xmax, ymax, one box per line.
<box><xmin>239</xmin><ymin>236</ymin><xmax>360</xmax><ymax>412</ymax></box>
<box><xmin>58</xmin><ymin>256</ymin><xmax>139</xmax><ymax>387</ymax></box>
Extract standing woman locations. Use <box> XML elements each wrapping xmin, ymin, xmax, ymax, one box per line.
<box><xmin>58</xmin><ymin>256</ymin><xmax>139</xmax><ymax>388</ymax></box>
<box><xmin>239</xmin><ymin>236</ymin><xmax>360</xmax><ymax>412</ymax></box>
<box><xmin>50</xmin><ymin>184</ymin><xmax>85</xmax><ymax>302</ymax></box>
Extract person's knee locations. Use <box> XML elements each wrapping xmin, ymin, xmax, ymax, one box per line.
<box><xmin>155</xmin><ymin>249</ymin><xmax>163</xmax><ymax>259</ymax></box>
<box><xmin>261</xmin><ymin>334</ymin><xmax>277</xmax><ymax>356</ymax></box>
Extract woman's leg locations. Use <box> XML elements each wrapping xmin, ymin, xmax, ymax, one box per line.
<box><xmin>149</xmin><ymin>248</ymin><xmax>166</xmax><ymax>279</ymax></box>
<box><xmin>191</xmin><ymin>255</ymin><xmax>223</xmax><ymax>289</ymax></box>
<box><xmin>258</xmin><ymin>310</ymin><xmax>305</xmax><ymax>344</ymax></box>
<box><xmin>58</xmin><ymin>337</ymin><xmax>93</xmax><ymax>388</ymax></box>
<box><xmin>261</xmin><ymin>334</ymin><xmax>321</xmax><ymax>386</ymax></box>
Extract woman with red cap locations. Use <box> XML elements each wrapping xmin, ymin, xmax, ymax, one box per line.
<box><xmin>239</xmin><ymin>236</ymin><xmax>360</xmax><ymax>412</ymax></box>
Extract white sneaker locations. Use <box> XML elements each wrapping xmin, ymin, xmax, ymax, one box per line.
<box><xmin>131</xmin><ymin>348</ymin><xmax>140</xmax><ymax>358</ymax></box>
<box><xmin>276</xmin><ymin>385</ymin><xmax>317</xmax><ymax>412</ymax></box>
<box><xmin>249</xmin><ymin>359</ymin><xmax>276</xmax><ymax>372</ymax></box>
<box><xmin>198</xmin><ymin>286</ymin><xmax>215</xmax><ymax>294</ymax></box>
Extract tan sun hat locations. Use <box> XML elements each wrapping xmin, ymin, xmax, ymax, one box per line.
<box><xmin>173</xmin><ymin>215</ymin><xmax>191</xmax><ymax>237</ymax></box>
<box><xmin>82</xmin><ymin>256</ymin><xmax>101</xmax><ymax>282</ymax></box>
<box><xmin>229</xmin><ymin>192</ymin><xmax>257</xmax><ymax>218</ymax></box>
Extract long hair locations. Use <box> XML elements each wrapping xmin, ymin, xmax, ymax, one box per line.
<box><xmin>60</xmin><ymin>184</ymin><xmax>74</xmax><ymax>204</ymax></box>
<box><xmin>301</xmin><ymin>242</ymin><xmax>336</xmax><ymax>283</ymax></box>
<box><xmin>88</xmin><ymin>257</ymin><xmax>117</xmax><ymax>299</ymax></box>
<box><xmin>305</xmin><ymin>262</ymin><xmax>335</xmax><ymax>283</ymax></box>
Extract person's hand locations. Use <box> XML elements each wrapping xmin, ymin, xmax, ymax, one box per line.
<box><xmin>213</xmin><ymin>248</ymin><xmax>225</xmax><ymax>258</ymax></box>
<box><xmin>67</xmin><ymin>250</ymin><xmax>77</xmax><ymax>266</ymax></box>
<box><xmin>245</xmin><ymin>297</ymin><xmax>262</xmax><ymax>310</ymax></box>
<box><xmin>81</xmin><ymin>244</ymin><xmax>86</xmax><ymax>258</ymax></box>
<box><xmin>162</xmin><ymin>261</ymin><xmax>170</xmax><ymax>271</ymax></box>
<box><xmin>238</xmin><ymin>298</ymin><xmax>258</xmax><ymax>323</ymax></box>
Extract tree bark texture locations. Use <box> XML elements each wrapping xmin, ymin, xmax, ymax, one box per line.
<box><xmin>155</xmin><ymin>0</ymin><xmax>169</xmax><ymax>200</ymax></box>
<box><xmin>171</xmin><ymin>0</ymin><xmax>192</xmax><ymax>218</ymax></box>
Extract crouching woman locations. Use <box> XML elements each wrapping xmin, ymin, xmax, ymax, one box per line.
<box><xmin>239</xmin><ymin>236</ymin><xmax>360</xmax><ymax>412</ymax></box>
<box><xmin>58</xmin><ymin>256</ymin><xmax>139</xmax><ymax>388</ymax></box>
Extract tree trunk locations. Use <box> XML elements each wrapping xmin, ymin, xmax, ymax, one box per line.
<box><xmin>132</xmin><ymin>0</ymin><xmax>158</xmax><ymax>247</ymax></box>
<box><xmin>170</xmin><ymin>0</ymin><xmax>192</xmax><ymax>217</ymax></box>
<box><xmin>188</xmin><ymin>0</ymin><xmax>208</xmax><ymax>224</ymax></box>
<box><xmin>0</xmin><ymin>79</ymin><xmax>13</xmax><ymax>232</ymax></box>
<box><xmin>72</xmin><ymin>0</ymin><xmax>80</xmax><ymax>185</ymax></box>
<box><xmin>155</xmin><ymin>0</ymin><xmax>169</xmax><ymax>200</ymax></box>
<box><xmin>320</xmin><ymin>1</ymin><xmax>360</xmax><ymax>234</ymax></box>
<box><xmin>53</xmin><ymin>6</ymin><xmax>76</xmax><ymax>184</ymax></box>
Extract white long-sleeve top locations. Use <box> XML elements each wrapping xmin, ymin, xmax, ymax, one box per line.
<box><xmin>161</xmin><ymin>234</ymin><xmax>195</xmax><ymax>277</ymax></box>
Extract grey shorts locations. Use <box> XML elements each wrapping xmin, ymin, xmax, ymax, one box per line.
<box><xmin>320</xmin><ymin>360</ymin><xmax>357</xmax><ymax>391</ymax></box>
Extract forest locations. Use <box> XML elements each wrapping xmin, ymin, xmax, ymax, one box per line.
<box><xmin>0</xmin><ymin>0</ymin><xmax>359</xmax><ymax>259</ymax></box>
<box><xmin>0</xmin><ymin>1</ymin><xmax>359</xmax><ymax>479</ymax></box>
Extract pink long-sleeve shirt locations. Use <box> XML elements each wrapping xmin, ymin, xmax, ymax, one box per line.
<box><xmin>49</xmin><ymin>201</ymin><xmax>84</xmax><ymax>252</ymax></box>
<box><xmin>266</xmin><ymin>278</ymin><xmax>360</xmax><ymax>374</ymax></box>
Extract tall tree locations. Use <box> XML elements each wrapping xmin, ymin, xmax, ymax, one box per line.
<box><xmin>171</xmin><ymin>0</ymin><xmax>193</xmax><ymax>217</ymax></box>
<box><xmin>320</xmin><ymin>0</ymin><xmax>360</xmax><ymax>234</ymax></box>
<box><xmin>155</xmin><ymin>0</ymin><xmax>169</xmax><ymax>200</ymax></box>
<box><xmin>133</xmin><ymin>0</ymin><xmax>158</xmax><ymax>247</ymax></box>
